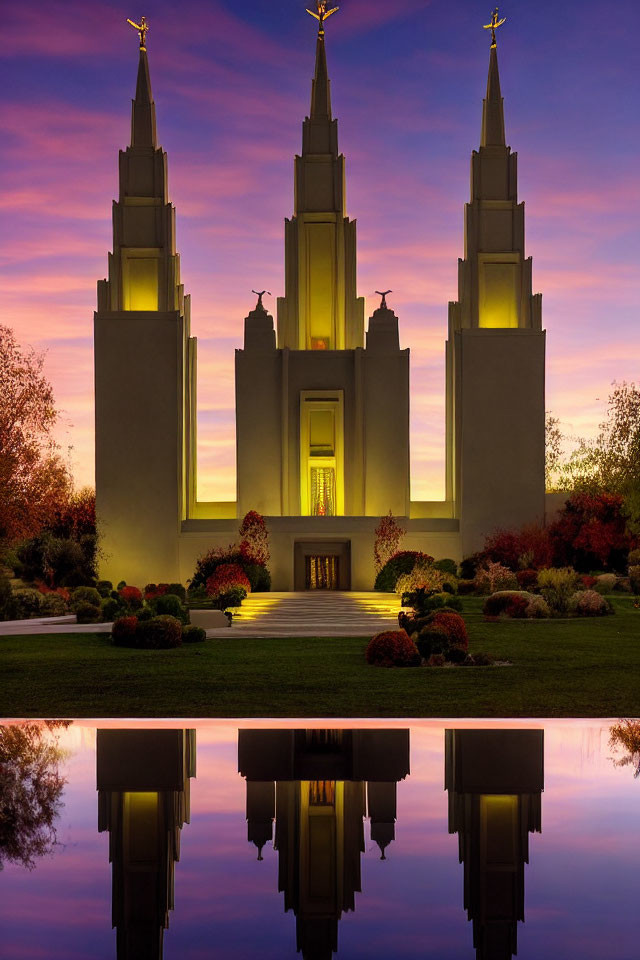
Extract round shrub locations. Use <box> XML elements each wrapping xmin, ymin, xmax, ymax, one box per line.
<box><xmin>525</xmin><ymin>595</ymin><xmax>550</xmax><ymax>619</ymax></box>
<box><xmin>629</xmin><ymin>565</ymin><xmax>640</xmax><ymax>593</ymax></box>
<box><xmin>118</xmin><ymin>585</ymin><xmax>144</xmax><ymax>610</ymax></box>
<box><xmin>39</xmin><ymin>593</ymin><xmax>68</xmax><ymax>617</ymax></box>
<box><xmin>537</xmin><ymin>567</ymin><xmax>580</xmax><ymax>614</ymax></box>
<box><xmin>182</xmin><ymin>625</ymin><xmax>206</xmax><ymax>643</ymax></box>
<box><xmin>0</xmin><ymin>574</ymin><xmax>17</xmax><ymax>621</ymax></box>
<box><xmin>505</xmin><ymin>595</ymin><xmax>529</xmax><ymax>619</ymax></box>
<box><xmin>71</xmin><ymin>586</ymin><xmax>101</xmax><ymax>610</ymax></box>
<box><xmin>570</xmin><ymin>589</ymin><xmax>612</xmax><ymax>617</ymax></box>
<box><xmin>206</xmin><ymin>563</ymin><xmax>251</xmax><ymax>598</ymax></box>
<box><xmin>415</xmin><ymin>627</ymin><xmax>451</xmax><ymax>661</ymax></box>
<box><xmin>13</xmin><ymin>588</ymin><xmax>45</xmax><ymax>619</ymax></box>
<box><xmin>243</xmin><ymin>563</ymin><xmax>271</xmax><ymax>592</ymax></box>
<box><xmin>191</xmin><ymin>547</ymin><xmax>270</xmax><ymax>595</ymax></box>
<box><xmin>374</xmin><ymin>551</ymin><xmax>434</xmax><ymax>592</ymax></box>
<box><xmin>403</xmin><ymin>590</ymin><xmax>463</xmax><ymax>617</ymax></box>
<box><xmin>111</xmin><ymin>616</ymin><xmax>139</xmax><ymax>645</ymax></box>
<box><xmin>154</xmin><ymin>592</ymin><xmax>189</xmax><ymax>624</ymax></box>
<box><xmin>166</xmin><ymin>583</ymin><xmax>187</xmax><ymax>601</ymax></box>
<box><xmin>429</xmin><ymin>611</ymin><xmax>468</xmax><ymax>649</ymax></box>
<box><xmin>100</xmin><ymin>597</ymin><xmax>122</xmax><ymax>622</ymax></box>
<box><xmin>75</xmin><ymin>601</ymin><xmax>102</xmax><ymax>624</ymax></box>
<box><xmin>593</xmin><ymin>573</ymin><xmax>617</xmax><ymax>595</ymax></box>
<box><xmin>434</xmin><ymin>558</ymin><xmax>458</xmax><ymax>577</ymax></box>
<box><xmin>457</xmin><ymin>579</ymin><xmax>476</xmax><ymax>595</ymax></box>
<box><xmin>365</xmin><ymin>630</ymin><xmax>420</xmax><ymax>667</ymax></box>
<box><xmin>96</xmin><ymin>580</ymin><xmax>113</xmax><ymax>598</ymax></box>
<box><xmin>579</xmin><ymin>574</ymin><xmax>598</xmax><ymax>590</ymax></box>
<box><xmin>129</xmin><ymin>615</ymin><xmax>183</xmax><ymax>650</ymax></box>
<box><xmin>216</xmin><ymin>586</ymin><xmax>248</xmax><ymax>609</ymax></box>
<box><xmin>474</xmin><ymin>562</ymin><xmax>518</xmax><ymax>595</ymax></box>
<box><xmin>628</xmin><ymin>548</ymin><xmax>640</xmax><ymax>567</ymax></box>
<box><xmin>137</xmin><ymin>606</ymin><xmax>153</xmax><ymax>622</ymax></box>
<box><xmin>459</xmin><ymin>552</ymin><xmax>488</xmax><ymax>580</ymax></box>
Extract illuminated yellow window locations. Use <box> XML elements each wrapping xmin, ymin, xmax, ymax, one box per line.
<box><xmin>123</xmin><ymin>255</ymin><xmax>159</xmax><ymax>310</ymax></box>
<box><xmin>479</xmin><ymin>260</ymin><xmax>519</xmax><ymax>328</ymax></box>
<box><xmin>300</xmin><ymin>392</ymin><xmax>344</xmax><ymax>516</ymax></box>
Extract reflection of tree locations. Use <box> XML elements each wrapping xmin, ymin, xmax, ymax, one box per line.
<box><xmin>0</xmin><ymin>721</ymin><xmax>69</xmax><ymax>869</ymax></box>
<box><xmin>609</xmin><ymin>720</ymin><xmax>640</xmax><ymax>779</ymax></box>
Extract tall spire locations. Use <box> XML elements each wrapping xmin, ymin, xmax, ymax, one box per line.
<box><xmin>481</xmin><ymin>44</ymin><xmax>505</xmax><ymax>147</ymax></box>
<box><xmin>310</xmin><ymin>32</ymin><xmax>332</xmax><ymax>120</ymax></box>
<box><xmin>131</xmin><ymin>47</ymin><xmax>157</xmax><ymax>148</ymax></box>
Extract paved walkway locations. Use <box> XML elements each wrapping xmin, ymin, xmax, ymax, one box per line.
<box><xmin>0</xmin><ymin>592</ymin><xmax>402</xmax><ymax>639</ymax></box>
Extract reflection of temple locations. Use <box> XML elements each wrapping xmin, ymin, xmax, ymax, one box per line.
<box><xmin>96</xmin><ymin>729</ymin><xmax>196</xmax><ymax>959</ymax></box>
<box><xmin>445</xmin><ymin>730</ymin><xmax>544</xmax><ymax>960</ymax></box>
<box><xmin>238</xmin><ymin>729</ymin><xmax>410</xmax><ymax>959</ymax></box>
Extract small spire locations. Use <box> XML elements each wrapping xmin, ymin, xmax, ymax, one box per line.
<box><xmin>480</xmin><ymin>43</ymin><xmax>506</xmax><ymax>147</ymax></box>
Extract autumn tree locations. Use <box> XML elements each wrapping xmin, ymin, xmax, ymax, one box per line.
<box><xmin>374</xmin><ymin>512</ymin><xmax>406</xmax><ymax>574</ymax></box>
<box><xmin>0</xmin><ymin>326</ymin><xmax>72</xmax><ymax>542</ymax></box>
<box><xmin>0</xmin><ymin>721</ymin><xmax>69</xmax><ymax>870</ymax></box>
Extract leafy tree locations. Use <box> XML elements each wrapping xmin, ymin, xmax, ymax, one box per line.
<box><xmin>0</xmin><ymin>721</ymin><xmax>69</xmax><ymax>870</ymax></box>
<box><xmin>374</xmin><ymin>512</ymin><xmax>405</xmax><ymax>574</ymax></box>
<box><xmin>0</xmin><ymin>326</ymin><xmax>72</xmax><ymax>542</ymax></box>
<box><xmin>609</xmin><ymin>719</ymin><xmax>640</xmax><ymax>779</ymax></box>
<box><xmin>545</xmin><ymin>412</ymin><xmax>563</xmax><ymax>492</ymax></box>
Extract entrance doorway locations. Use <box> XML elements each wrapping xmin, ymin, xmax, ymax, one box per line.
<box><xmin>294</xmin><ymin>540</ymin><xmax>351</xmax><ymax>591</ymax></box>
<box><xmin>305</xmin><ymin>555</ymin><xmax>339</xmax><ymax>590</ymax></box>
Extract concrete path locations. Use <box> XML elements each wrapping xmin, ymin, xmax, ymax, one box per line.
<box><xmin>0</xmin><ymin>592</ymin><xmax>402</xmax><ymax>639</ymax></box>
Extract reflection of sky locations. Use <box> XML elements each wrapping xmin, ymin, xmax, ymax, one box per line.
<box><xmin>2</xmin><ymin>1</ymin><xmax>639</xmax><ymax>500</ymax></box>
<box><xmin>1</xmin><ymin>720</ymin><xmax>638</xmax><ymax>959</ymax></box>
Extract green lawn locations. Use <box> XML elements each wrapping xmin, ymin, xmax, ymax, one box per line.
<box><xmin>1</xmin><ymin>597</ymin><xmax>639</xmax><ymax>718</ymax></box>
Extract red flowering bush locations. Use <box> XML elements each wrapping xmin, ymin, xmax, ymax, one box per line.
<box><xmin>36</xmin><ymin>583</ymin><xmax>70</xmax><ymax>602</ymax></box>
<box><xmin>144</xmin><ymin>583</ymin><xmax>169</xmax><ymax>600</ymax></box>
<box><xmin>505</xmin><ymin>595</ymin><xmax>529</xmax><ymax>619</ymax></box>
<box><xmin>206</xmin><ymin>563</ymin><xmax>251</xmax><ymax>598</ymax></box>
<box><xmin>516</xmin><ymin>569</ymin><xmax>538</xmax><ymax>590</ymax></box>
<box><xmin>484</xmin><ymin>524</ymin><xmax>554</xmax><ymax>572</ymax></box>
<box><xmin>118</xmin><ymin>585</ymin><xmax>143</xmax><ymax>610</ymax></box>
<box><xmin>238</xmin><ymin>511</ymin><xmax>270</xmax><ymax>566</ymax></box>
<box><xmin>365</xmin><ymin>630</ymin><xmax>420</xmax><ymax>667</ymax></box>
<box><xmin>111</xmin><ymin>616</ymin><xmax>138</xmax><ymax>645</ymax></box>
<box><xmin>374</xmin><ymin>512</ymin><xmax>406</xmax><ymax>574</ymax></box>
<box><xmin>549</xmin><ymin>492</ymin><xmax>636</xmax><ymax>572</ymax></box>
<box><xmin>429</xmin><ymin>611</ymin><xmax>469</xmax><ymax>650</ymax></box>
<box><xmin>580</xmin><ymin>574</ymin><xmax>598</xmax><ymax>589</ymax></box>
<box><xmin>570</xmin><ymin>589</ymin><xmax>611</xmax><ymax>617</ymax></box>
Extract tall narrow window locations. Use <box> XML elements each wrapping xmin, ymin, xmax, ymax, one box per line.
<box><xmin>123</xmin><ymin>252</ymin><xmax>159</xmax><ymax>311</ymax></box>
<box><xmin>300</xmin><ymin>392</ymin><xmax>344</xmax><ymax>516</ymax></box>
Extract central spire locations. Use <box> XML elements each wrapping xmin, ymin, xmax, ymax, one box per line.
<box><xmin>131</xmin><ymin>46</ymin><xmax>157</xmax><ymax>148</ymax></box>
<box><xmin>481</xmin><ymin>44</ymin><xmax>505</xmax><ymax>147</ymax></box>
<box><xmin>310</xmin><ymin>31</ymin><xmax>332</xmax><ymax>120</ymax></box>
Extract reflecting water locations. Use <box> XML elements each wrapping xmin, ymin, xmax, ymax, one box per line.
<box><xmin>0</xmin><ymin>720</ymin><xmax>638</xmax><ymax>959</ymax></box>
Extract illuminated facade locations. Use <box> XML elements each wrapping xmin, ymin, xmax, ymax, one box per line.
<box><xmin>445</xmin><ymin>729</ymin><xmax>544</xmax><ymax>959</ymax></box>
<box><xmin>96</xmin><ymin>728</ymin><xmax>196</xmax><ymax>959</ymax></box>
<box><xmin>94</xmin><ymin>21</ymin><xmax>546</xmax><ymax>588</ymax></box>
<box><xmin>238</xmin><ymin>728</ymin><xmax>410</xmax><ymax>959</ymax></box>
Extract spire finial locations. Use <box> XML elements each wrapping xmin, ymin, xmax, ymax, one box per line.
<box><xmin>127</xmin><ymin>15</ymin><xmax>149</xmax><ymax>50</ymax></box>
<box><xmin>375</xmin><ymin>290</ymin><xmax>392</xmax><ymax>310</ymax></box>
<box><xmin>252</xmin><ymin>290</ymin><xmax>271</xmax><ymax>311</ymax></box>
<box><xmin>306</xmin><ymin>2</ymin><xmax>339</xmax><ymax>37</ymax></box>
<box><xmin>483</xmin><ymin>7</ymin><xmax>506</xmax><ymax>47</ymax></box>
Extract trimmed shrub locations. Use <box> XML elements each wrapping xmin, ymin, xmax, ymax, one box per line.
<box><xmin>525</xmin><ymin>596</ymin><xmax>551</xmax><ymax>619</ymax></box>
<box><xmin>137</xmin><ymin>606</ymin><xmax>153</xmax><ymax>622</ymax></box>
<box><xmin>579</xmin><ymin>574</ymin><xmax>598</xmax><ymax>589</ymax></box>
<box><xmin>374</xmin><ymin>551</ymin><xmax>434</xmax><ymax>592</ymax></box>
<box><xmin>429</xmin><ymin>611</ymin><xmax>468</xmax><ymax>650</ymax></box>
<box><xmin>96</xmin><ymin>580</ymin><xmax>113</xmax><ymax>598</ymax></box>
<box><xmin>505</xmin><ymin>595</ymin><xmax>529</xmax><ymax>619</ymax></box>
<box><xmin>39</xmin><ymin>593</ymin><xmax>68</xmax><ymax>617</ymax></box>
<box><xmin>71</xmin><ymin>586</ymin><xmax>101</xmax><ymax>610</ymax></box>
<box><xmin>243</xmin><ymin>563</ymin><xmax>271</xmax><ymax>592</ymax></box>
<box><xmin>628</xmin><ymin>549</ymin><xmax>640</xmax><ymax>567</ymax></box>
<box><xmin>191</xmin><ymin>545</ymin><xmax>271</xmax><ymax>594</ymax></box>
<box><xmin>217</xmin><ymin>587</ymin><xmax>248</xmax><ymax>609</ymax></box>
<box><xmin>0</xmin><ymin>574</ymin><xmax>17</xmax><ymax>621</ymax></box>
<box><xmin>101</xmin><ymin>597</ymin><xmax>122</xmax><ymax>622</ymax></box>
<box><xmin>166</xmin><ymin>583</ymin><xmax>187</xmax><ymax>601</ymax></box>
<box><xmin>182</xmin><ymin>625</ymin><xmax>206</xmax><ymax>643</ymax></box>
<box><xmin>206</xmin><ymin>563</ymin><xmax>251</xmax><ymax>598</ymax></box>
<box><xmin>629</xmin><ymin>565</ymin><xmax>640</xmax><ymax>593</ymax></box>
<box><xmin>483</xmin><ymin>524</ymin><xmax>554</xmax><ymax>572</ymax></box>
<box><xmin>13</xmin><ymin>588</ymin><xmax>45</xmax><ymax>619</ymax></box>
<box><xmin>474</xmin><ymin>562</ymin><xmax>518</xmax><ymax>595</ymax></box>
<box><xmin>459</xmin><ymin>552</ymin><xmax>488</xmax><ymax>580</ymax></box>
<box><xmin>434</xmin><ymin>558</ymin><xmax>458</xmax><ymax>577</ymax></box>
<box><xmin>365</xmin><ymin>630</ymin><xmax>420</xmax><ymax>667</ymax></box>
<box><xmin>593</xmin><ymin>573</ymin><xmax>617</xmax><ymax>595</ymax></box>
<box><xmin>133</xmin><ymin>615</ymin><xmax>183</xmax><ymax>650</ymax></box>
<box><xmin>570</xmin><ymin>589</ymin><xmax>612</xmax><ymax>617</ymax></box>
<box><xmin>118</xmin><ymin>585</ymin><xmax>144</xmax><ymax>610</ymax></box>
<box><xmin>75</xmin><ymin>601</ymin><xmax>102</xmax><ymax>624</ymax></box>
<box><xmin>111</xmin><ymin>616</ymin><xmax>139</xmax><ymax>645</ymax></box>
<box><xmin>457</xmin><ymin>579</ymin><xmax>476</xmax><ymax>595</ymax></box>
<box><xmin>516</xmin><ymin>569</ymin><xmax>538</xmax><ymax>590</ymax></box>
<box><xmin>483</xmin><ymin>591</ymin><xmax>537</xmax><ymax>618</ymax></box>
<box><xmin>415</xmin><ymin>627</ymin><xmax>451</xmax><ymax>661</ymax></box>
<box><xmin>396</xmin><ymin>564</ymin><xmax>447</xmax><ymax>597</ymax></box>
<box><xmin>537</xmin><ymin>567</ymin><xmax>580</xmax><ymax>614</ymax></box>
<box><xmin>402</xmin><ymin>589</ymin><xmax>463</xmax><ymax>618</ymax></box>
<box><xmin>154</xmin><ymin>592</ymin><xmax>189</xmax><ymax>624</ymax></box>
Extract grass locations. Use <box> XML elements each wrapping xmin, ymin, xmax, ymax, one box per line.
<box><xmin>0</xmin><ymin>597</ymin><xmax>639</xmax><ymax>718</ymax></box>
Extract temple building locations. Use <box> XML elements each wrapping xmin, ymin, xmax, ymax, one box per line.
<box><xmin>96</xmin><ymin>728</ymin><xmax>196</xmax><ymax>959</ymax></box>
<box><xmin>94</xmin><ymin>10</ymin><xmax>545</xmax><ymax>588</ymax></box>
<box><xmin>445</xmin><ymin>729</ymin><xmax>544</xmax><ymax>959</ymax></box>
<box><xmin>238</xmin><ymin>728</ymin><xmax>410</xmax><ymax>959</ymax></box>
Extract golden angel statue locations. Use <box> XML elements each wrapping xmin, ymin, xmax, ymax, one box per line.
<box><xmin>483</xmin><ymin>7</ymin><xmax>506</xmax><ymax>46</ymax></box>
<box><xmin>127</xmin><ymin>16</ymin><xmax>149</xmax><ymax>49</ymax></box>
<box><xmin>306</xmin><ymin>1</ymin><xmax>339</xmax><ymax>34</ymax></box>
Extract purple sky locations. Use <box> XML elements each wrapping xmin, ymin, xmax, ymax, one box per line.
<box><xmin>1</xmin><ymin>0</ymin><xmax>639</xmax><ymax>500</ymax></box>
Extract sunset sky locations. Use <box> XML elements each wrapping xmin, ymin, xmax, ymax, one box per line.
<box><xmin>1</xmin><ymin>0</ymin><xmax>638</xmax><ymax>501</ymax></box>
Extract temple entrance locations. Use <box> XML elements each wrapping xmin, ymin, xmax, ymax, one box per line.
<box><xmin>294</xmin><ymin>540</ymin><xmax>351</xmax><ymax>591</ymax></box>
<box><xmin>305</xmin><ymin>555</ymin><xmax>339</xmax><ymax>590</ymax></box>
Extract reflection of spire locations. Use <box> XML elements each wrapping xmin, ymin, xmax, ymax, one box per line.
<box><xmin>239</xmin><ymin>729</ymin><xmax>410</xmax><ymax>959</ymax></box>
<box><xmin>445</xmin><ymin>730</ymin><xmax>544</xmax><ymax>960</ymax></box>
<box><xmin>97</xmin><ymin>730</ymin><xmax>196</xmax><ymax>960</ymax></box>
